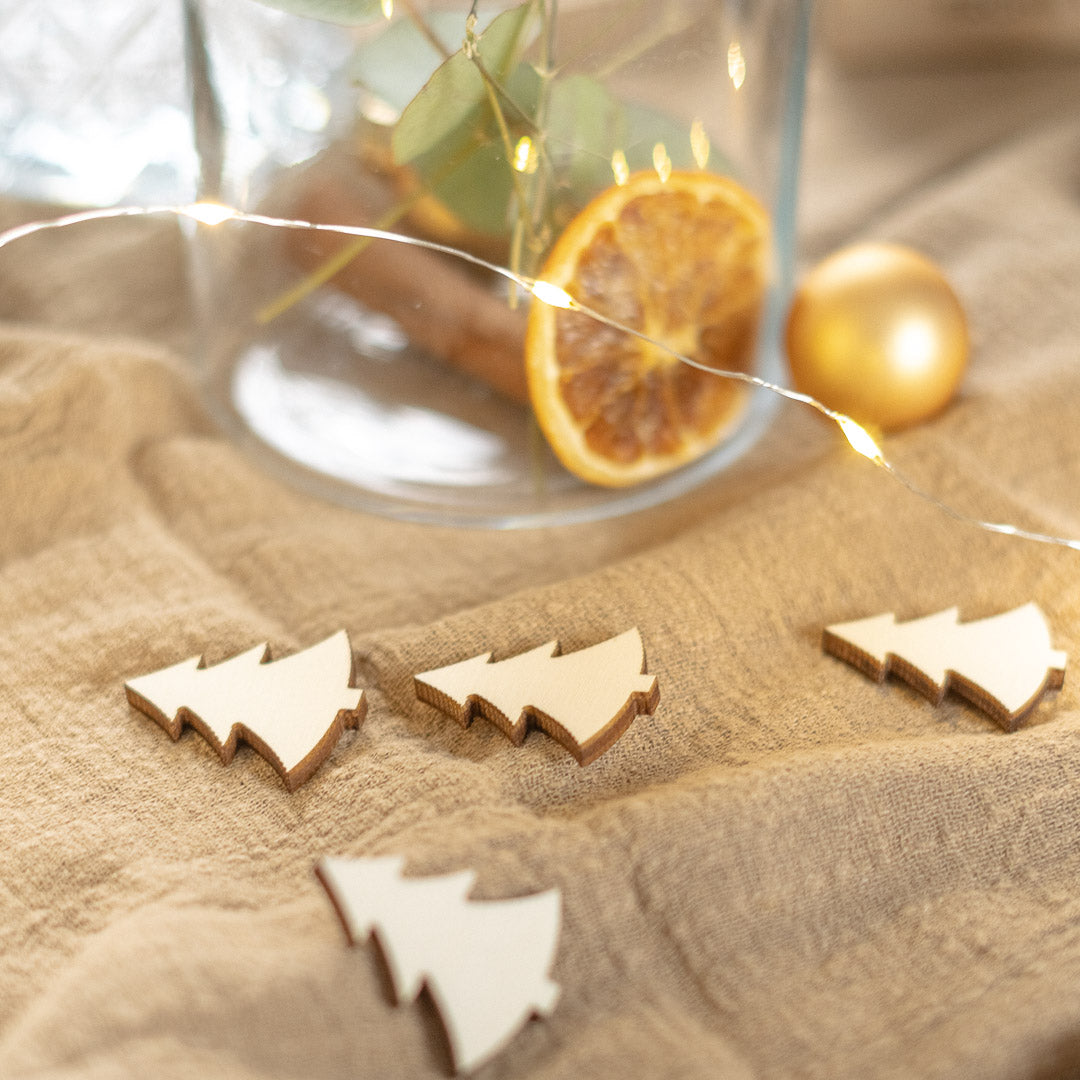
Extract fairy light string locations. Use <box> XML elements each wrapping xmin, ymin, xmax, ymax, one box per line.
<box><xmin>3</xmin><ymin>201</ymin><xmax>1078</xmax><ymax>553</ymax></box>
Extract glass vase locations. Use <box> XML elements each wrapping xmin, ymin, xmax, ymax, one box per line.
<box><xmin>0</xmin><ymin>2</ymin><xmax>195</xmax><ymax>207</ymax></box>
<box><xmin>187</xmin><ymin>0</ymin><xmax>811</xmax><ymax>527</ymax></box>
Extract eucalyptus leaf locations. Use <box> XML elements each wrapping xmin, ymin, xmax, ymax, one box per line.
<box><xmin>351</xmin><ymin>12</ymin><xmax>464</xmax><ymax>115</ymax></box>
<box><xmin>390</xmin><ymin>53</ymin><xmax>477</xmax><ymax>163</ymax></box>
<box><xmin>251</xmin><ymin>0</ymin><xmax>384</xmax><ymax>26</ymax></box>
<box><xmin>392</xmin><ymin>0</ymin><xmax>539</xmax><ymax>165</ymax></box>
<box><xmin>407</xmin><ymin>62</ymin><xmax>541</xmax><ymax>234</ymax></box>
<box><xmin>427</xmin><ymin>141</ymin><xmax>515</xmax><ymax>235</ymax></box>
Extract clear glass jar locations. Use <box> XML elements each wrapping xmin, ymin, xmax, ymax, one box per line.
<box><xmin>187</xmin><ymin>0</ymin><xmax>811</xmax><ymax>526</ymax></box>
<box><xmin>0</xmin><ymin>2</ymin><xmax>195</xmax><ymax>207</ymax></box>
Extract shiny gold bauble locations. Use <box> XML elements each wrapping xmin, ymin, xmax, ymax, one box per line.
<box><xmin>785</xmin><ymin>242</ymin><xmax>969</xmax><ymax>431</ymax></box>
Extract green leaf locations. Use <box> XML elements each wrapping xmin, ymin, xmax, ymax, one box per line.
<box><xmin>407</xmin><ymin>62</ymin><xmax>542</xmax><ymax>235</ymax></box>
<box><xmin>428</xmin><ymin>141</ymin><xmax>516</xmax><ymax>235</ymax></box>
<box><xmin>392</xmin><ymin>51</ymin><xmax>481</xmax><ymax>164</ymax></box>
<box><xmin>351</xmin><ymin>13</ymin><xmax>464</xmax><ymax>115</ymax></box>
<box><xmin>392</xmin><ymin>0</ymin><xmax>539</xmax><ymax>165</ymax></box>
<box><xmin>250</xmin><ymin>0</ymin><xmax>384</xmax><ymax>26</ymax></box>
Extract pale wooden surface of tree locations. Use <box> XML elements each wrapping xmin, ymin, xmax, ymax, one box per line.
<box><xmin>124</xmin><ymin>630</ymin><xmax>366</xmax><ymax>790</ymax></box>
<box><xmin>414</xmin><ymin>627</ymin><xmax>659</xmax><ymax>764</ymax></box>
<box><xmin>823</xmin><ymin>604</ymin><xmax>1067</xmax><ymax>730</ymax></box>
<box><xmin>316</xmin><ymin>855</ymin><xmax>561</xmax><ymax>1075</ymax></box>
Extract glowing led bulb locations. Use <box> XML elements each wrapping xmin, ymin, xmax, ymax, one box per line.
<box><xmin>530</xmin><ymin>280</ymin><xmax>575</xmax><ymax>309</ymax></box>
<box><xmin>184</xmin><ymin>202</ymin><xmax>237</xmax><ymax>226</ymax></box>
<box><xmin>838</xmin><ymin>416</ymin><xmax>884</xmax><ymax>464</ymax></box>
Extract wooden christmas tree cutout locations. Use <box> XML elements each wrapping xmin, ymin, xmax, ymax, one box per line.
<box><xmin>414</xmin><ymin>627</ymin><xmax>659</xmax><ymax>765</ymax></box>
<box><xmin>823</xmin><ymin>603</ymin><xmax>1067</xmax><ymax>729</ymax></box>
<box><xmin>124</xmin><ymin>630</ymin><xmax>366</xmax><ymax>790</ymax></box>
<box><xmin>316</xmin><ymin>855</ymin><xmax>561</xmax><ymax>1075</ymax></box>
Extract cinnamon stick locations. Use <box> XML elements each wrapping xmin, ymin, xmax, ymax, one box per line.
<box><xmin>288</xmin><ymin>161</ymin><xmax>530</xmax><ymax>404</ymax></box>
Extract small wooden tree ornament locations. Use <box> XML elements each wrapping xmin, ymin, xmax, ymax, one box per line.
<box><xmin>124</xmin><ymin>630</ymin><xmax>366</xmax><ymax>790</ymax></box>
<box><xmin>823</xmin><ymin>602</ymin><xmax>1067</xmax><ymax>729</ymax></box>
<box><xmin>316</xmin><ymin>855</ymin><xmax>561</xmax><ymax>1075</ymax></box>
<box><xmin>414</xmin><ymin>627</ymin><xmax>659</xmax><ymax>765</ymax></box>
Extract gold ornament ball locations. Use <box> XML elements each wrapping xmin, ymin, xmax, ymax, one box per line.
<box><xmin>785</xmin><ymin>242</ymin><xmax>969</xmax><ymax>431</ymax></box>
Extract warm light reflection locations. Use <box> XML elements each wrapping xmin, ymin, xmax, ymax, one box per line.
<box><xmin>611</xmin><ymin>150</ymin><xmax>629</xmax><ymax>186</ymax></box>
<box><xmin>838</xmin><ymin>416</ymin><xmax>885</xmax><ymax>463</ymax></box>
<box><xmin>184</xmin><ymin>202</ymin><xmax>238</xmax><ymax>226</ymax></box>
<box><xmin>381</xmin><ymin>0</ymin><xmax>393</xmax><ymax>18</ymax></box>
<box><xmin>530</xmin><ymin>280</ymin><xmax>575</xmax><ymax>309</ymax></box>
<box><xmin>892</xmin><ymin>318</ymin><xmax>939</xmax><ymax>374</ymax></box>
<box><xmin>652</xmin><ymin>143</ymin><xmax>672</xmax><ymax>183</ymax></box>
<box><xmin>728</xmin><ymin>41</ymin><xmax>746</xmax><ymax>89</ymax></box>
<box><xmin>690</xmin><ymin>119</ymin><xmax>710</xmax><ymax>169</ymax></box>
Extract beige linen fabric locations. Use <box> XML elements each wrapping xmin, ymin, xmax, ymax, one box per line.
<box><xmin>3</xmin><ymin>55</ymin><xmax>1080</xmax><ymax>1080</ymax></box>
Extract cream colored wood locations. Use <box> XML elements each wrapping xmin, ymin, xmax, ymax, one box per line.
<box><xmin>316</xmin><ymin>855</ymin><xmax>561</xmax><ymax>1075</ymax></box>
<box><xmin>824</xmin><ymin>603</ymin><xmax>1067</xmax><ymax>729</ymax></box>
<box><xmin>124</xmin><ymin>630</ymin><xmax>366</xmax><ymax>790</ymax></box>
<box><xmin>414</xmin><ymin>627</ymin><xmax>659</xmax><ymax>764</ymax></box>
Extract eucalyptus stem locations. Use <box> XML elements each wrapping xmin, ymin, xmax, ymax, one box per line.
<box><xmin>469</xmin><ymin>59</ymin><xmax>541</xmax><ymax>133</ymax></box>
<box><xmin>526</xmin><ymin>0</ymin><xmax>557</xmax><ymax>243</ymax></box>
<box><xmin>480</xmin><ymin>71</ymin><xmax>532</xmax><ymax>307</ymax></box>
<box><xmin>262</xmin><ymin>1</ymin><xmax>558</xmax><ymax>322</ymax></box>
<box><xmin>399</xmin><ymin>0</ymin><xmax>452</xmax><ymax>58</ymax></box>
<box><xmin>465</xmin><ymin>3</ymin><xmax>546</xmax><ymax>308</ymax></box>
<box><xmin>542</xmin><ymin>0</ymin><xmax>557</xmax><ymax>62</ymax></box>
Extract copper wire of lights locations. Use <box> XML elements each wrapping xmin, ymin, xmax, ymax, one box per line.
<box><xmin>2</xmin><ymin>202</ymin><xmax>1076</xmax><ymax>553</ymax></box>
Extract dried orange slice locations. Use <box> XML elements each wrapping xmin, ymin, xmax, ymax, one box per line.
<box><xmin>525</xmin><ymin>170</ymin><xmax>770</xmax><ymax>487</ymax></box>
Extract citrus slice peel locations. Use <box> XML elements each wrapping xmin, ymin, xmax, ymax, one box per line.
<box><xmin>525</xmin><ymin>170</ymin><xmax>770</xmax><ymax>487</ymax></box>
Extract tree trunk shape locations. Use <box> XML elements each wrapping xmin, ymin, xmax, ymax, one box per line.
<box><xmin>414</xmin><ymin>627</ymin><xmax>659</xmax><ymax>764</ymax></box>
<box><xmin>317</xmin><ymin>855</ymin><xmax>561</xmax><ymax>1075</ymax></box>
<box><xmin>124</xmin><ymin>630</ymin><xmax>365</xmax><ymax>790</ymax></box>
<box><xmin>823</xmin><ymin>603</ymin><xmax>1066</xmax><ymax>729</ymax></box>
